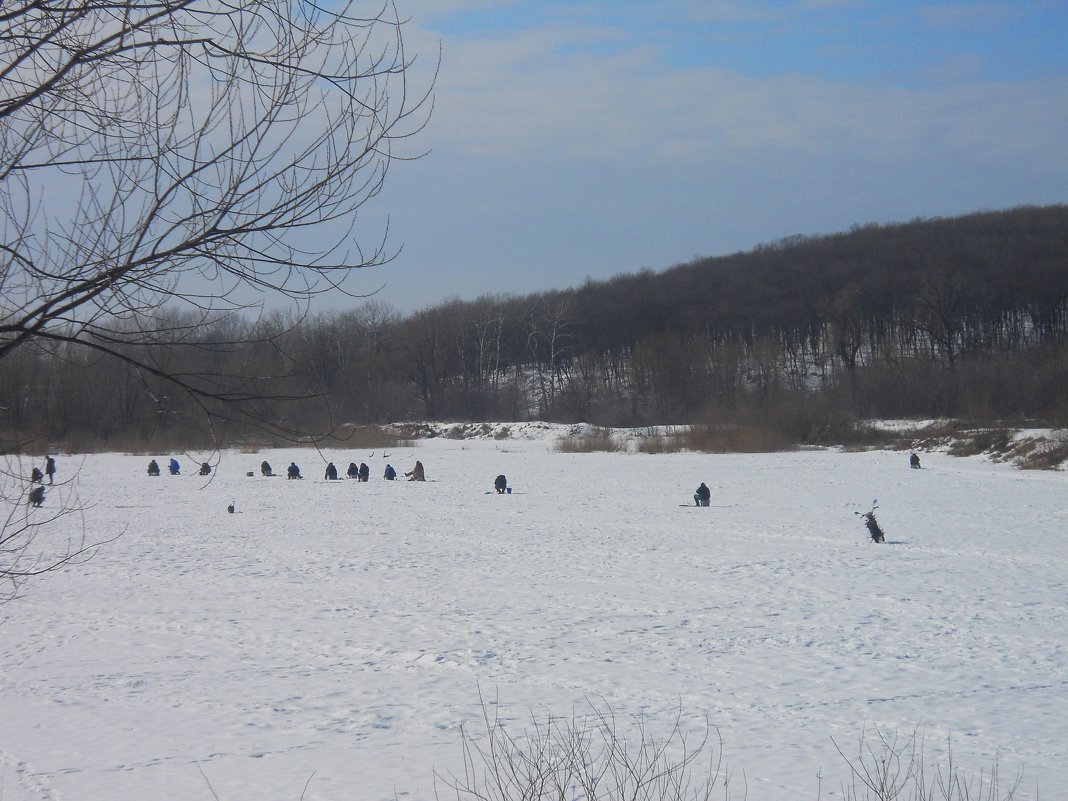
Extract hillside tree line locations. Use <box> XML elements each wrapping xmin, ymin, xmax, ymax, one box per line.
<box><xmin>4</xmin><ymin>205</ymin><xmax>1068</xmax><ymax>451</ymax></box>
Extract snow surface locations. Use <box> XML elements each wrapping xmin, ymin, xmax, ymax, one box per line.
<box><xmin>2</xmin><ymin>433</ymin><xmax>1066</xmax><ymax>800</ymax></box>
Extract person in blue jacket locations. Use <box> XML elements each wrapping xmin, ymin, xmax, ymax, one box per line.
<box><xmin>169</xmin><ymin>458</ymin><xmax>180</xmax><ymax>475</ymax></box>
<box><xmin>694</xmin><ymin>482</ymin><xmax>711</xmax><ymax>507</ymax></box>
<box><xmin>287</xmin><ymin>462</ymin><xmax>302</xmax><ymax>479</ymax></box>
<box><xmin>347</xmin><ymin>462</ymin><xmax>359</xmax><ymax>479</ymax></box>
<box><xmin>383</xmin><ymin>464</ymin><xmax>397</xmax><ymax>480</ymax></box>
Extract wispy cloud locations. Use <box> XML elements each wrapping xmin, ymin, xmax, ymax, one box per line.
<box><xmin>425</xmin><ymin>14</ymin><xmax>1068</xmax><ymax>167</ymax></box>
<box><xmin>918</xmin><ymin>2</ymin><xmax>1019</xmax><ymax>29</ymax></box>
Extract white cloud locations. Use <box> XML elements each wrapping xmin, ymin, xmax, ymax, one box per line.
<box><xmin>682</xmin><ymin>0</ymin><xmax>872</xmax><ymax>24</ymax></box>
<box><xmin>682</xmin><ymin>1</ymin><xmax>787</xmax><ymax>24</ymax></box>
<box><xmin>420</xmin><ymin>15</ymin><xmax>1068</xmax><ymax>174</ymax></box>
<box><xmin>794</xmin><ymin>0</ymin><xmax>871</xmax><ymax>9</ymax></box>
<box><xmin>400</xmin><ymin>0</ymin><xmax>524</xmax><ymax>17</ymax></box>
<box><xmin>918</xmin><ymin>2</ymin><xmax>1019</xmax><ymax>30</ymax></box>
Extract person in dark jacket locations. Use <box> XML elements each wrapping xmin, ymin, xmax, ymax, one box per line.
<box><xmin>148</xmin><ymin>459</ymin><xmax>161</xmax><ymax>476</ymax></box>
<box><xmin>287</xmin><ymin>462</ymin><xmax>302</xmax><ymax>479</ymax></box>
<box><xmin>199</xmin><ymin>462</ymin><xmax>212</xmax><ymax>476</ymax></box>
<box><xmin>29</xmin><ymin>485</ymin><xmax>45</xmax><ymax>507</ymax></box>
<box><xmin>45</xmin><ymin>455</ymin><xmax>56</xmax><ymax>484</ymax></box>
<box><xmin>910</xmin><ymin>452</ymin><xmax>921</xmax><ymax>469</ymax></box>
<box><xmin>347</xmin><ymin>462</ymin><xmax>359</xmax><ymax>479</ymax></box>
<box><xmin>494</xmin><ymin>474</ymin><xmax>508</xmax><ymax>494</ymax></box>
<box><xmin>694</xmin><ymin>482</ymin><xmax>711</xmax><ymax>507</ymax></box>
<box><xmin>169</xmin><ymin>458</ymin><xmax>180</xmax><ymax>475</ymax></box>
<box><xmin>31</xmin><ymin>467</ymin><xmax>44</xmax><ymax>483</ymax></box>
<box><xmin>358</xmin><ymin>462</ymin><xmax>370</xmax><ymax>482</ymax></box>
<box><xmin>261</xmin><ymin>460</ymin><xmax>273</xmax><ymax>477</ymax></box>
<box><xmin>383</xmin><ymin>464</ymin><xmax>397</xmax><ymax>480</ymax></box>
<box><xmin>325</xmin><ymin>462</ymin><xmax>338</xmax><ymax>480</ymax></box>
<box><xmin>405</xmin><ymin>460</ymin><xmax>425</xmax><ymax>481</ymax></box>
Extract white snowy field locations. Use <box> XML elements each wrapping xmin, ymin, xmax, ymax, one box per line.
<box><xmin>1</xmin><ymin>433</ymin><xmax>1066</xmax><ymax>801</ymax></box>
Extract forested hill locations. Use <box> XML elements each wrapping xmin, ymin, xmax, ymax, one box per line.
<box><xmin>572</xmin><ymin>204</ymin><xmax>1068</xmax><ymax>359</ymax></box>
<box><xmin>386</xmin><ymin>204</ymin><xmax>1068</xmax><ymax>428</ymax></box>
<box><xmin>6</xmin><ymin>204</ymin><xmax>1068</xmax><ymax>450</ymax></box>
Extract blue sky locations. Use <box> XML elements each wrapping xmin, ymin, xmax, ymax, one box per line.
<box><xmin>345</xmin><ymin>1</ymin><xmax>1068</xmax><ymax>312</ymax></box>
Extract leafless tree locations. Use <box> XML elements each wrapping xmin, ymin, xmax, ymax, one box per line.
<box><xmin>525</xmin><ymin>294</ymin><xmax>574</xmax><ymax>416</ymax></box>
<box><xmin>0</xmin><ymin>0</ymin><xmax>432</xmax><ymax>596</ymax></box>
<box><xmin>832</xmin><ymin>726</ymin><xmax>1026</xmax><ymax>801</ymax></box>
<box><xmin>436</xmin><ymin>694</ymin><xmax>731</xmax><ymax>801</ymax></box>
<box><xmin>1</xmin><ymin>0</ymin><xmax>432</xmax><ymax>422</ymax></box>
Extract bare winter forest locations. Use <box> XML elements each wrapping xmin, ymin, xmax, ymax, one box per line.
<box><xmin>4</xmin><ymin>205</ymin><xmax>1067</xmax><ymax>452</ymax></box>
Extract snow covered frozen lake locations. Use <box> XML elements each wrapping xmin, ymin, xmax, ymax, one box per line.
<box><xmin>2</xmin><ymin>433</ymin><xmax>1066</xmax><ymax>800</ymax></box>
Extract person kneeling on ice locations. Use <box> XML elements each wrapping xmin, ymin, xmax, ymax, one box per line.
<box><xmin>358</xmin><ymin>462</ymin><xmax>370</xmax><ymax>482</ymax></box>
<box><xmin>694</xmin><ymin>482</ymin><xmax>711</xmax><ymax>507</ymax></box>
<box><xmin>325</xmin><ymin>462</ymin><xmax>338</xmax><ymax>480</ymax></box>
<box><xmin>30</xmin><ymin>466</ymin><xmax>43</xmax><ymax>483</ymax></box>
<box><xmin>494</xmin><ymin>474</ymin><xmax>508</xmax><ymax>494</ymax></box>
<box><xmin>383</xmin><ymin>464</ymin><xmax>397</xmax><ymax>481</ymax></box>
<box><xmin>287</xmin><ymin>462</ymin><xmax>302</xmax><ymax>480</ymax></box>
<box><xmin>347</xmin><ymin>462</ymin><xmax>359</xmax><ymax>479</ymax></box>
<box><xmin>405</xmin><ymin>460</ymin><xmax>425</xmax><ymax>481</ymax></box>
<box><xmin>28</xmin><ymin>485</ymin><xmax>45</xmax><ymax>508</ymax></box>
<box><xmin>148</xmin><ymin>459</ymin><xmax>160</xmax><ymax>476</ymax></box>
<box><xmin>169</xmin><ymin>458</ymin><xmax>180</xmax><ymax>475</ymax></box>
<box><xmin>261</xmin><ymin>460</ymin><xmax>273</xmax><ymax>477</ymax></box>
<box><xmin>199</xmin><ymin>462</ymin><xmax>212</xmax><ymax>476</ymax></box>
